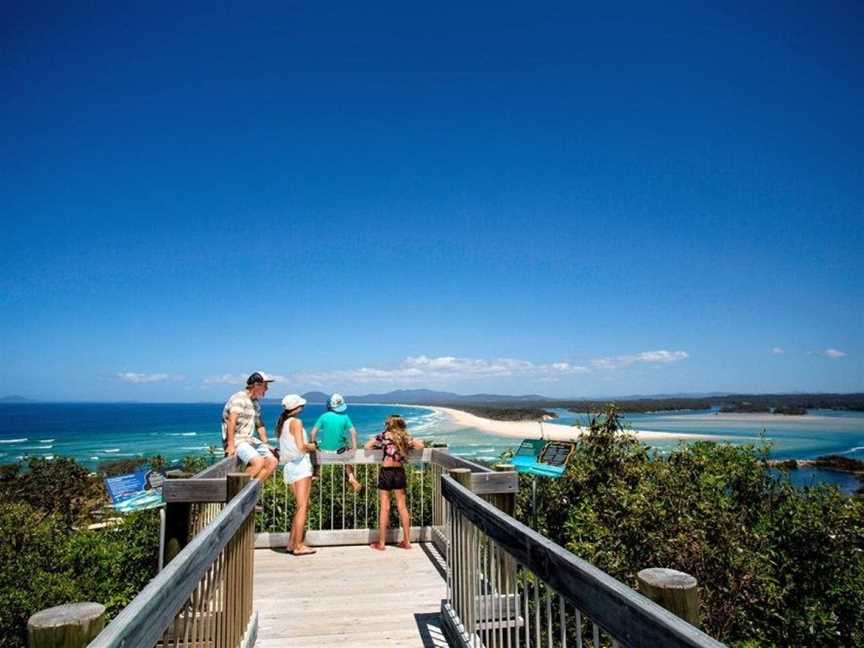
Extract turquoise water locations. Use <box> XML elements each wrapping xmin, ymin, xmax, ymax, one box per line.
<box><xmin>1</xmin><ymin>403</ymin><xmax>862</xmax><ymax>493</ymax></box>
<box><xmin>441</xmin><ymin>408</ymin><xmax>864</xmax><ymax>462</ymax></box>
<box><xmin>0</xmin><ymin>402</ymin><xmax>442</xmax><ymax>469</ymax></box>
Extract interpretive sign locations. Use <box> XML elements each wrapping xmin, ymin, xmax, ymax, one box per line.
<box><xmin>511</xmin><ymin>439</ymin><xmax>575</xmax><ymax>478</ymax></box>
<box><xmin>104</xmin><ymin>468</ymin><xmax>165</xmax><ymax>513</ymax></box>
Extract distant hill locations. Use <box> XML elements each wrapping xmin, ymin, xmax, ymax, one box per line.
<box><xmin>262</xmin><ymin>389</ymin><xmax>551</xmax><ymax>406</ymax></box>
<box><xmin>0</xmin><ymin>395</ymin><xmax>33</xmax><ymax>403</ymax></box>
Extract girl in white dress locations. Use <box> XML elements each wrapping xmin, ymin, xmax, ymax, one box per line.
<box><xmin>276</xmin><ymin>394</ymin><xmax>317</xmax><ymax>555</ymax></box>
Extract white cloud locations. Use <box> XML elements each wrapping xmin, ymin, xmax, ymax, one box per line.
<box><xmin>771</xmin><ymin>347</ymin><xmax>785</xmax><ymax>355</ymax></box>
<box><xmin>820</xmin><ymin>348</ymin><xmax>847</xmax><ymax>359</ymax></box>
<box><xmin>203</xmin><ymin>372</ymin><xmax>289</xmax><ymax>386</ymax></box>
<box><xmin>203</xmin><ymin>374</ymin><xmax>247</xmax><ymax>385</ymax></box>
<box><xmin>591</xmin><ymin>350</ymin><xmax>689</xmax><ymax>370</ymax></box>
<box><xmin>289</xmin><ymin>355</ymin><xmax>589</xmax><ymax>387</ymax></box>
<box><xmin>117</xmin><ymin>372</ymin><xmax>183</xmax><ymax>384</ymax></box>
<box><xmin>205</xmin><ymin>350</ymin><xmax>690</xmax><ymax>390</ymax></box>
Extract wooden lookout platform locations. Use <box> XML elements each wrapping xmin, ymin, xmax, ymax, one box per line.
<box><xmin>88</xmin><ymin>450</ymin><xmax>725</xmax><ymax>648</ymax></box>
<box><xmin>253</xmin><ymin>544</ymin><xmax>449</xmax><ymax>647</ymax></box>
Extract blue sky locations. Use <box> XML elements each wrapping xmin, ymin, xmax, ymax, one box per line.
<box><xmin>1</xmin><ymin>2</ymin><xmax>862</xmax><ymax>401</ymax></box>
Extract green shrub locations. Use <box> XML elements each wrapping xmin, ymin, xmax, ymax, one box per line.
<box><xmin>0</xmin><ymin>457</ymin><xmax>103</xmax><ymax>529</ymax></box>
<box><xmin>0</xmin><ymin>503</ymin><xmax>77</xmax><ymax>648</ymax></box>
<box><xmin>0</xmin><ymin>455</ymin><xmax>166</xmax><ymax>648</ymax></box>
<box><xmin>0</xmin><ymin>501</ymin><xmax>160</xmax><ymax>648</ymax></box>
<box><xmin>516</xmin><ymin>406</ymin><xmax>864</xmax><ymax>647</ymax></box>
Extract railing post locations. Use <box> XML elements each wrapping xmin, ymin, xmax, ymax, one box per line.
<box><xmin>490</xmin><ymin>463</ymin><xmax>516</xmax><ymax>516</ymax></box>
<box><xmin>637</xmin><ymin>568</ymin><xmax>701</xmax><ymax>628</ymax></box>
<box><xmin>28</xmin><ymin>603</ymin><xmax>105</xmax><ymax>648</ymax></box>
<box><xmin>450</xmin><ymin>467</ymin><xmax>472</xmax><ymax>489</ymax></box>
<box><xmin>163</xmin><ymin>500</ymin><xmax>191</xmax><ymax>565</ymax></box>
<box><xmin>225</xmin><ymin>473</ymin><xmax>252</xmax><ymax>646</ymax></box>
<box><xmin>227</xmin><ymin>472</ymin><xmax>251</xmax><ymax>500</ymax></box>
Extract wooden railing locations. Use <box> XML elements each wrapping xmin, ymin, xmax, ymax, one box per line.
<box><xmin>83</xmin><ymin>446</ymin><xmax>726</xmax><ymax>648</ymax></box>
<box><xmin>254</xmin><ymin>447</ymin><xmax>516</xmax><ymax>551</ymax></box>
<box><xmin>89</xmin><ymin>471</ymin><xmax>259</xmax><ymax>648</ymax></box>
<box><xmin>440</xmin><ymin>474</ymin><xmax>727</xmax><ymax>648</ymax></box>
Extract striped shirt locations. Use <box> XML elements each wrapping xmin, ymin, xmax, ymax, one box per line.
<box><xmin>221</xmin><ymin>390</ymin><xmax>262</xmax><ymax>448</ymax></box>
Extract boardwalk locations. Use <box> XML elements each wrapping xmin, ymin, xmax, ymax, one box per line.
<box><xmin>254</xmin><ymin>543</ymin><xmax>450</xmax><ymax>648</ymax></box>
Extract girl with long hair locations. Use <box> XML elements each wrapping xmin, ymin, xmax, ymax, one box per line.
<box><xmin>365</xmin><ymin>414</ymin><xmax>424</xmax><ymax>550</ymax></box>
<box><xmin>276</xmin><ymin>394</ymin><xmax>317</xmax><ymax>555</ymax></box>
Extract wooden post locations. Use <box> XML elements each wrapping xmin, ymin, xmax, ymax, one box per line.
<box><xmin>490</xmin><ymin>463</ymin><xmax>516</xmax><ymax>516</ymax></box>
<box><xmin>28</xmin><ymin>603</ymin><xmax>105</xmax><ymax>648</ymax></box>
<box><xmin>227</xmin><ymin>472</ymin><xmax>251</xmax><ymax>500</ymax></box>
<box><xmin>449</xmin><ymin>467</ymin><xmax>472</xmax><ymax>489</ymax></box>
<box><xmin>637</xmin><ymin>568</ymin><xmax>701</xmax><ymax>628</ymax></box>
<box><xmin>225</xmin><ymin>473</ymin><xmax>251</xmax><ymax>645</ymax></box>
<box><xmin>162</xmin><ymin>501</ymin><xmax>191</xmax><ymax>565</ymax></box>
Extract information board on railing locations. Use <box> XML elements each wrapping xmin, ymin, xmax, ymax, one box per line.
<box><xmin>104</xmin><ymin>468</ymin><xmax>165</xmax><ymax>513</ymax></box>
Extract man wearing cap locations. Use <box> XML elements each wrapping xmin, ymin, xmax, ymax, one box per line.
<box><xmin>221</xmin><ymin>372</ymin><xmax>279</xmax><ymax>480</ymax></box>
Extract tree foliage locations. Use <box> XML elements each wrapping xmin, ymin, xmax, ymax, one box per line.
<box><xmin>517</xmin><ymin>406</ymin><xmax>864</xmax><ymax>647</ymax></box>
<box><xmin>0</xmin><ymin>459</ymin><xmax>161</xmax><ymax>648</ymax></box>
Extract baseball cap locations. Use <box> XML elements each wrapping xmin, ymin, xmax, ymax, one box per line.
<box><xmin>246</xmin><ymin>371</ymin><xmax>275</xmax><ymax>386</ymax></box>
<box><xmin>281</xmin><ymin>394</ymin><xmax>307</xmax><ymax>411</ymax></box>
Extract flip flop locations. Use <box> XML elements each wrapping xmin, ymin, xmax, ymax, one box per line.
<box><xmin>290</xmin><ymin>549</ymin><xmax>317</xmax><ymax>556</ymax></box>
<box><xmin>369</xmin><ymin>543</ymin><xmax>386</xmax><ymax>551</ymax></box>
<box><xmin>397</xmin><ymin>541</ymin><xmax>412</xmax><ymax>550</ymax></box>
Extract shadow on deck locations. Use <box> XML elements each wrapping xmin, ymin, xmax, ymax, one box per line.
<box><xmin>253</xmin><ymin>543</ymin><xmax>451</xmax><ymax>648</ymax></box>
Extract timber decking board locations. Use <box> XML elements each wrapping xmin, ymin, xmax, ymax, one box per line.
<box><xmin>253</xmin><ymin>543</ymin><xmax>450</xmax><ymax>648</ymax></box>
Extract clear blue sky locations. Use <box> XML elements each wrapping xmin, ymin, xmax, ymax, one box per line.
<box><xmin>2</xmin><ymin>2</ymin><xmax>862</xmax><ymax>401</ymax></box>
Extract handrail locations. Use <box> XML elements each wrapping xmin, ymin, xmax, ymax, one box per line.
<box><xmin>312</xmin><ymin>447</ymin><xmax>434</xmax><ymax>464</ymax></box>
<box><xmin>89</xmin><ymin>479</ymin><xmax>260</xmax><ymax>648</ymax></box>
<box><xmin>192</xmin><ymin>455</ymin><xmax>240</xmax><ymax>478</ymax></box>
<box><xmin>441</xmin><ymin>475</ymin><xmax>726</xmax><ymax>648</ymax></box>
<box><xmin>255</xmin><ymin>448</ymin><xmax>449</xmax><ymax>548</ymax></box>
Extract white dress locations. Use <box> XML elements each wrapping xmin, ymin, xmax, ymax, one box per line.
<box><xmin>280</xmin><ymin>417</ymin><xmax>313</xmax><ymax>484</ymax></box>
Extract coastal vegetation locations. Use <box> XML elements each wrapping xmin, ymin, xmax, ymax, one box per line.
<box><xmin>772</xmin><ymin>404</ymin><xmax>808</xmax><ymax>415</ymax></box>
<box><xmin>431</xmin><ymin>392</ymin><xmax>864</xmax><ymax>415</ymax></box>
<box><xmin>0</xmin><ymin>458</ymin><xmax>161</xmax><ymax>648</ymax></box>
<box><xmin>719</xmin><ymin>402</ymin><xmax>771</xmax><ymax>413</ymax></box>
<box><xmin>516</xmin><ymin>407</ymin><xmax>864</xmax><ymax>647</ymax></box>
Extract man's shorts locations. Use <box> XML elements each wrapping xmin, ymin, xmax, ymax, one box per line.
<box><xmin>236</xmin><ymin>441</ymin><xmax>275</xmax><ymax>465</ymax></box>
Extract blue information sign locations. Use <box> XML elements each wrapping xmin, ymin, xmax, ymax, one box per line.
<box><xmin>104</xmin><ymin>468</ymin><xmax>165</xmax><ymax>512</ymax></box>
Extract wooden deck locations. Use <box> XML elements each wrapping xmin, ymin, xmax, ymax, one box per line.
<box><xmin>253</xmin><ymin>543</ymin><xmax>450</xmax><ymax>648</ymax></box>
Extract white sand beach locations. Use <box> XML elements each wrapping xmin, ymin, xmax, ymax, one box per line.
<box><xmin>431</xmin><ymin>406</ymin><xmax>720</xmax><ymax>442</ymax></box>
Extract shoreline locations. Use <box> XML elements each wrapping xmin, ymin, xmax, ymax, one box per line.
<box><xmin>429</xmin><ymin>406</ymin><xmax>723</xmax><ymax>442</ymax></box>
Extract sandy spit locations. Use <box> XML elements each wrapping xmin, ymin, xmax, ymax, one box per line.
<box><xmin>430</xmin><ymin>406</ymin><xmax>719</xmax><ymax>442</ymax></box>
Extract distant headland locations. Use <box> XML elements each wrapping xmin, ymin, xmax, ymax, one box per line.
<box><xmin>0</xmin><ymin>395</ymin><xmax>33</xmax><ymax>403</ymax></box>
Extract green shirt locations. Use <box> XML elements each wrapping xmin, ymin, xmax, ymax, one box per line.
<box><xmin>313</xmin><ymin>411</ymin><xmax>354</xmax><ymax>451</ymax></box>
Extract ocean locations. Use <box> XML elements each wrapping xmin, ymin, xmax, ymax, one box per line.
<box><xmin>1</xmin><ymin>403</ymin><xmax>862</xmax><ymax>492</ymax></box>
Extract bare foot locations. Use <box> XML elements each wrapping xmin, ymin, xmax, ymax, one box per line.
<box><xmin>292</xmin><ymin>546</ymin><xmax>317</xmax><ymax>556</ymax></box>
<box><xmin>397</xmin><ymin>540</ymin><xmax>412</xmax><ymax>550</ymax></box>
<box><xmin>369</xmin><ymin>542</ymin><xmax>386</xmax><ymax>551</ymax></box>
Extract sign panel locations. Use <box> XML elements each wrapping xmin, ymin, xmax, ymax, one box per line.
<box><xmin>104</xmin><ymin>468</ymin><xmax>165</xmax><ymax>513</ymax></box>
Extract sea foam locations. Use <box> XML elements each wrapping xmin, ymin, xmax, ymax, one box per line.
<box><xmin>0</xmin><ymin>438</ymin><xmax>27</xmax><ymax>444</ymax></box>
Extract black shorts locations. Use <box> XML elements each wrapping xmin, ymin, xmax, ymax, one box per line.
<box><xmin>377</xmin><ymin>466</ymin><xmax>407</xmax><ymax>491</ymax></box>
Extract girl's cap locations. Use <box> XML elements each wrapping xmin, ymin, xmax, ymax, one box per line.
<box><xmin>282</xmin><ymin>394</ymin><xmax>307</xmax><ymax>410</ymax></box>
